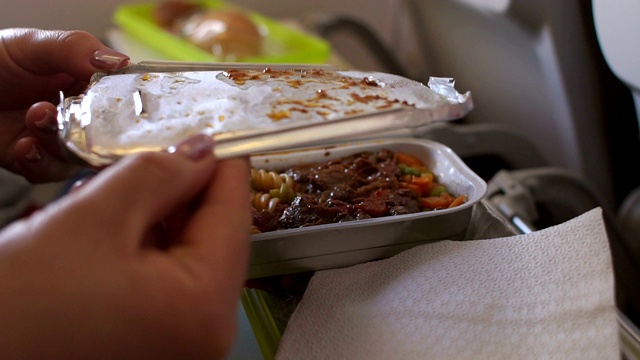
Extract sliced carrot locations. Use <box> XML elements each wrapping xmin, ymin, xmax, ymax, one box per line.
<box><xmin>395</xmin><ymin>153</ymin><xmax>424</xmax><ymax>168</ymax></box>
<box><xmin>419</xmin><ymin>193</ymin><xmax>455</xmax><ymax>210</ymax></box>
<box><xmin>410</xmin><ymin>173</ymin><xmax>434</xmax><ymax>196</ymax></box>
<box><xmin>447</xmin><ymin>195</ymin><xmax>467</xmax><ymax>208</ymax></box>
<box><xmin>400</xmin><ymin>182</ymin><xmax>422</xmax><ymax>197</ymax></box>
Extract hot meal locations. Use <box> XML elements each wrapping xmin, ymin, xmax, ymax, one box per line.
<box><xmin>250</xmin><ymin>148</ymin><xmax>467</xmax><ymax>234</ymax></box>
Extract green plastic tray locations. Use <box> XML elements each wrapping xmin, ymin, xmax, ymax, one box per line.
<box><xmin>113</xmin><ymin>0</ymin><xmax>332</xmax><ymax>64</ymax></box>
<box><xmin>241</xmin><ymin>288</ymin><xmax>283</xmax><ymax>360</ymax></box>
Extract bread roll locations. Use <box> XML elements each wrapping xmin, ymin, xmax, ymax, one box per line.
<box><xmin>179</xmin><ymin>10</ymin><xmax>263</xmax><ymax>61</ymax></box>
<box><xmin>152</xmin><ymin>0</ymin><xmax>201</xmax><ymax>29</ymax></box>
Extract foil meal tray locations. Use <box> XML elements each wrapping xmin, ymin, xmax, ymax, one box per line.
<box><xmin>248</xmin><ymin>137</ymin><xmax>487</xmax><ymax>279</ymax></box>
<box><xmin>56</xmin><ymin>62</ymin><xmax>473</xmax><ymax>166</ymax></box>
<box><xmin>55</xmin><ymin>62</ymin><xmax>481</xmax><ymax>279</ymax></box>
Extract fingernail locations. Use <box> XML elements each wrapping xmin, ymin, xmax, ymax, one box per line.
<box><xmin>91</xmin><ymin>49</ymin><xmax>130</xmax><ymax>71</ymax></box>
<box><xmin>168</xmin><ymin>134</ymin><xmax>215</xmax><ymax>160</ymax></box>
<box><xmin>25</xmin><ymin>145</ymin><xmax>41</xmax><ymax>162</ymax></box>
<box><xmin>35</xmin><ymin>109</ymin><xmax>58</xmax><ymax>133</ymax></box>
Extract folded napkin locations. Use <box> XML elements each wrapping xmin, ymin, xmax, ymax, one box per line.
<box><xmin>276</xmin><ymin>207</ymin><xmax>619</xmax><ymax>359</ymax></box>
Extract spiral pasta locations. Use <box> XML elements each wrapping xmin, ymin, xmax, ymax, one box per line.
<box><xmin>251</xmin><ymin>191</ymin><xmax>281</xmax><ymax>212</ymax></box>
<box><xmin>250</xmin><ymin>168</ymin><xmax>294</xmax><ymax>193</ymax></box>
<box><xmin>249</xmin><ymin>168</ymin><xmax>296</xmax><ymax>214</ymax></box>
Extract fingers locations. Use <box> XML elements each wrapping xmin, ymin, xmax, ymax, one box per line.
<box><xmin>0</xmin><ymin>28</ymin><xmax>129</xmax><ymax>80</ymax></box>
<box><xmin>10</xmin><ymin>102</ymin><xmax>84</xmax><ymax>183</ymax></box>
<box><xmin>175</xmin><ymin>156</ymin><xmax>251</xmax><ymax>282</ymax></box>
<box><xmin>69</xmin><ymin>135</ymin><xmax>218</xmax><ymax>253</ymax></box>
<box><xmin>0</xmin><ymin>29</ymin><xmax>130</xmax><ymax>109</ymax></box>
<box><xmin>13</xmin><ymin>137</ymin><xmax>83</xmax><ymax>183</ymax></box>
<box><xmin>186</xmin><ymin>156</ymin><xmax>251</xmax><ymax>249</ymax></box>
<box><xmin>168</xmin><ymin>156</ymin><xmax>251</xmax><ymax>333</ymax></box>
<box><xmin>25</xmin><ymin>102</ymin><xmax>65</xmax><ymax>156</ymax></box>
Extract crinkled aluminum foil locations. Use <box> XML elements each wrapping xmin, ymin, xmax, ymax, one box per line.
<box><xmin>57</xmin><ymin>63</ymin><xmax>472</xmax><ymax>166</ymax></box>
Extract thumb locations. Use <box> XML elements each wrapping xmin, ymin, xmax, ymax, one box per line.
<box><xmin>0</xmin><ymin>28</ymin><xmax>130</xmax><ymax>79</ymax></box>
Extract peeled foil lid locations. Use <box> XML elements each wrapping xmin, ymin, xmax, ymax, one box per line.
<box><xmin>58</xmin><ymin>65</ymin><xmax>472</xmax><ymax>165</ymax></box>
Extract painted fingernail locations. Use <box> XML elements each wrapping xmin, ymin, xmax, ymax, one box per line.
<box><xmin>168</xmin><ymin>134</ymin><xmax>215</xmax><ymax>160</ymax></box>
<box><xmin>35</xmin><ymin>109</ymin><xmax>58</xmax><ymax>133</ymax></box>
<box><xmin>91</xmin><ymin>49</ymin><xmax>130</xmax><ymax>71</ymax></box>
<box><xmin>25</xmin><ymin>145</ymin><xmax>41</xmax><ymax>162</ymax></box>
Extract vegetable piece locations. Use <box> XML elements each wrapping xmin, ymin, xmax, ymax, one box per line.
<box><xmin>395</xmin><ymin>153</ymin><xmax>425</xmax><ymax>168</ymax></box>
<box><xmin>448</xmin><ymin>195</ymin><xmax>467</xmax><ymax>208</ymax></box>
<box><xmin>409</xmin><ymin>173</ymin><xmax>434</xmax><ymax>197</ymax></box>
<box><xmin>269</xmin><ymin>188</ymin><xmax>280</xmax><ymax>198</ymax></box>
<box><xmin>419</xmin><ymin>193</ymin><xmax>455</xmax><ymax>210</ymax></box>
<box><xmin>429</xmin><ymin>185</ymin><xmax>448</xmax><ymax>197</ymax></box>
<box><xmin>398</xmin><ymin>164</ymin><xmax>423</xmax><ymax>176</ymax></box>
<box><xmin>399</xmin><ymin>182</ymin><xmax>422</xmax><ymax>197</ymax></box>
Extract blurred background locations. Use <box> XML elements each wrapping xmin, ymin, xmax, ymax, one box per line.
<box><xmin>1</xmin><ymin>0</ymin><xmax>639</xmax><ymax>345</ymax></box>
<box><xmin>1</xmin><ymin>0</ymin><xmax>637</xmax><ymax>227</ymax></box>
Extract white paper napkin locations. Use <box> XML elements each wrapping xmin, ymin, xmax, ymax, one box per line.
<box><xmin>276</xmin><ymin>207</ymin><xmax>619</xmax><ymax>360</ymax></box>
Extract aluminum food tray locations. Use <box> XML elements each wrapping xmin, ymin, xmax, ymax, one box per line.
<box><xmin>57</xmin><ymin>63</ymin><xmax>472</xmax><ymax>167</ymax></box>
<box><xmin>54</xmin><ymin>62</ymin><xmax>481</xmax><ymax>278</ymax></box>
<box><xmin>248</xmin><ymin>137</ymin><xmax>487</xmax><ymax>279</ymax></box>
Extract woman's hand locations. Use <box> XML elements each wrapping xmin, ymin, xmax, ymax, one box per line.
<box><xmin>0</xmin><ymin>135</ymin><xmax>251</xmax><ymax>359</ymax></box>
<box><xmin>0</xmin><ymin>28</ymin><xmax>129</xmax><ymax>182</ymax></box>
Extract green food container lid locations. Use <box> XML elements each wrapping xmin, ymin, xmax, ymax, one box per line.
<box><xmin>113</xmin><ymin>0</ymin><xmax>332</xmax><ymax>64</ymax></box>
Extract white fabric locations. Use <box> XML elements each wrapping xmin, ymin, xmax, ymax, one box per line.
<box><xmin>276</xmin><ymin>207</ymin><xmax>619</xmax><ymax>360</ymax></box>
